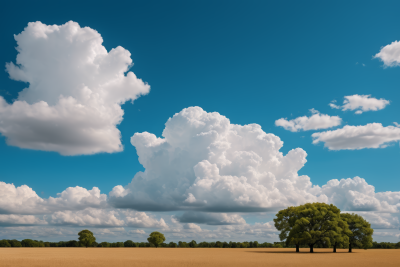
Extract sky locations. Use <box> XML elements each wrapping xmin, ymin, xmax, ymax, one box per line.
<box><xmin>0</xmin><ymin>0</ymin><xmax>399</xmax><ymax>243</ymax></box>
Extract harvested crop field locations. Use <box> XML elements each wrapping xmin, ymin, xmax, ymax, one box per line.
<box><xmin>1</xmin><ymin>248</ymin><xmax>399</xmax><ymax>267</ymax></box>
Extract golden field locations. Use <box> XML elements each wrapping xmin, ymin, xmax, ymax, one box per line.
<box><xmin>1</xmin><ymin>248</ymin><xmax>399</xmax><ymax>267</ymax></box>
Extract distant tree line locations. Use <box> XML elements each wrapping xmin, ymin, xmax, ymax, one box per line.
<box><xmin>0</xmin><ymin>206</ymin><xmax>398</xmax><ymax>251</ymax></box>
<box><xmin>0</xmin><ymin>239</ymin><xmax>399</xmax><ymax>249</ymax></box>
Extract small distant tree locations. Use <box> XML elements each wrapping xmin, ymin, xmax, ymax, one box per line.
<box><xmin>21</xmin><ymin>239</ymin><xmax>37</xmax><ymax>247</ymax></box>
<box><xmin>0</xmin><ymin>240</ymin><xmax>11</xmax><ymax>247</ymax></box>
<box><xmin>341</xmin><ymin>213</ymin><xmax>374</xmax><ymax>252</ymax></box>
<box><xmin>99</xmin><ymin>242</ymin><xmax>110</xmax><ymax>247</ymax></box>
<box><xmin>168</xmin><ymin>242</ymin><xmax>177</xmax><ymax>248</ymax></box>
<box><xmin>78</xmin><ymin>230</ymin><xmax>96</xmax><ymax>248</ymax></box>
<box><xmin>124</xmin><ymin>240</ymin><xmax>136</xmax><ymax>247</ymax></box>
<box><xmin>9</xmin><ymin>240</ymin><xmax>22</xmax><ymax>247</ymax></box>
<box><xmin>215</xmin><ymin>241</ymin><xmax>223</xmax><ymax>248</ymax></box>
<box><xmin>147</xmin><ymin>231</ymin><xmax>165</xmax><ymax>248</ymax></box>
<box><xmin>189</xmin><ymin>240</ymin><xmax>197</xmax><ymax>248</ymax></box>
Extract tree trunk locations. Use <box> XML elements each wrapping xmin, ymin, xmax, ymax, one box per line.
<box><xmin>349</xmin><ymin>243</ymin><xmax>352</xmax><ymax>253</ymax></box>
<box><xmin>310</xmin><ymin>244</ymin><xmax>314</xmax><ymax>253</ymax></box>
<box><xmin>296</xmin><ymin>244</ymin><xmax>299</xmax><ymax>253</ymax></box>
<box><xmin>333</xmin><ymin>243</ymin><xmax>336</xmax><ymax>253</ymax></box>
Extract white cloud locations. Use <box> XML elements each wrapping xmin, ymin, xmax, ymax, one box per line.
<box><xmin>0</xmin><ymin>182</ymin><xmax>108</xmax><ymax>214</ymax></box>
<box><xmin>109</xmin><ymin>106</ymin><xmax>326</xmax><ymax>212</ymax></box>
<box><xmin>321</xmin><ymin>177</ymin><xmax>400</xmax><ymax>213</ymax></box>
<box><xmin>349</xmin><ymin>212</ymin><xmax>400</xmax><ymax>229</ymax></box>
<box><xmin>275</xmin><ymin>109</ymin><xmax>341</xmax><ymax>132</ymax></box>
<box><xmin>128</xmin><ymin>229</ymin><xmax>146</xmax><ymax>235</ymax></box>
<box><xmin>176</xmin><ymin>211</ymin><xmax>246</xmax><ymax>225</ymax></box>
<box><xmin>312</xmin><ymin>123</ymin><xmax>400</xmax><ymax>150</ymax></box>
<box><xmin>0</xmin><ymin>215</ymin><xmax>47</xmax><ymax>226</ymax></box>
<box><xmin>123</xmin><ymin>211</ymin><xmax>168</xmax><ymax>228</ymax></box>
<box><xmin>374</xmin><ymin>40</ymin><xmax>400</xmax><ymax>67</ymax></box>
<box><xmin>329</xmin><ymin>95</ymin><xmax>389</xmax><ymax>114</ymax></box>
<box><xmin>50</xmin><ymin>208</ymin><xmax>124</xmax><ymax>227</ymax></box>
<box><xmin>0</xmin><ymin>21</ymin><xmax>149</xmax><ymax>155</ymax></box>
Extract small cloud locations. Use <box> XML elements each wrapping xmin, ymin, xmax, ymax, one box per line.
<box><xmin>329</xmin><ymin>94</ymin><xmax>389</xmax><ymax>114</ymax></box>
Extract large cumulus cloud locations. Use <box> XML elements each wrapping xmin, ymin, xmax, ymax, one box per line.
<box><xmin>0</xmin><ymin>21</ymin><xmax>149</xmax><ymax>155</ymax></box>
<box><xmin>109</xmin><ymin>107</ymin><xmax>326</xmax><ymax>212</ymax></box>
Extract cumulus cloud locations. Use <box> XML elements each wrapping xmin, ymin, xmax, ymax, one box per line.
<box><xmin>176</xmin><ymin>211</ymin><xmax>246</xmax><ymax>225</ymax></box>
<box><xmin>0</xmin><ymin>21</ymin><xmax>149</xmax><ymax>155</ymax></box>
<box><xmin>0</xmin><ymin>182</ymin><xmax>107</xmax><ymax>214</ymax></box>
<box><xmin>275</xmin><ymin>109</ymin><xmax>341</xmax><ymax>132</ymax></box>
<box><xmin>0</xmin><ymin>215</ymin><xmax>47</xmax><ymax>226</ymax></box>
<box><xmin>50</xmin><ymin>208</ymin><xmax>124</xmax><ymax>227</ymax></box>
<box><xmin>374</xmin><ymin>40</ymin><xmax>400</xmax><ymax>67</ymax></box>
<box><xmin>123</xmin><ymin>211</ymin><xmax>168</xmax><ymax>228</ymax></box>
<box><xmin>312</xmin><ymin>123</ymin><xmax>400</xmax><ymax>150</ymax></box>
<box><xmin>349</xmin><ymin>212</ymin><xmax>400</xmax><ymax>229</ymax></box>
<box><xmin>329</xmin><ymin>95</ymin><xmax>389</xmax><ymax>114</ymax></box>
<box><xmin>109</xmin><ymin>106</ymin><xmax>326</xmax><ymax>212</ymax></box>
<box><xmin>321</xmin><ymin>177</ymin><xmax>400</xmax><ymax>213</ymax></box>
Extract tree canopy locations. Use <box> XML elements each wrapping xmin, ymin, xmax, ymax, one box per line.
<box><xmin>78</xmin><ymin>230</ymin><xmax>96</xmax><ymax>248</ymax></box>
<box><xmin>341</xmin><ymin>213</ymin><xmax>374</xmax><ymax>252</ymax></box>
<box><xmin>274</xmin><ymin>206</ymin><xmax>302</xmax><ymax>252</ymax></box>
<box><xmin>274</xmin><ymin>203</ymin><xmax>366</xmax><ymax>253</ymax></box>
<box><xmin>147</xmin><ymin>231</ymin><xmax>165</xmax><ymax>248</ymax></box>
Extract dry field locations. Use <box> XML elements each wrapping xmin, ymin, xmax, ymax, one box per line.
<box><xmin>1</xmin><ymin>248</ymin><xmax>399</xmax><ymax>267</ymax></box>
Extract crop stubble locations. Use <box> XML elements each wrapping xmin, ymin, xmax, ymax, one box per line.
<box><xmin>0</xmin><ymin>248</ymin><xmax>399</xmax><ymax>267</ymax></box>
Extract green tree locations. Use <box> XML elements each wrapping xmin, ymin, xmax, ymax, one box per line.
<box><xmin>341</xmin><ymin>213</ymin><xmax>374</xmax><ymax>252</ymax></box>
<box><xmin>21</xmin><ymin>239</ymin><xmax>38</xmax><ymax>247</ymax></box>
<box><xmin>330</xmin><ymin>219</ymin><xmax>351</xmax><ymax>253</ymax></box>
<box><xmin>0</xmin><ymin>240</ymin><xmax>11</xmax><ymax>247</ymax></box>
<box><xmin>124</xmin><ymin>240</ymin><xmax>136</xmax><ymax>247</ymax></box>
<box><xmin>9</xmin><ymin>240</ymin><xmax>22</xmax><ymax>247</ymax></box>
<box><xmin>78</xmin><ymin>230</ymin><xmax>96</xmax><ymax>248</ymax></box>
<box><xmin>168</xmin><ymin>242</ymin><xmax>177</xmax><ymax>248</ymax></box>
<box><xmin>147</xmin><ymin>231</ymin><xmax>165</xmax><ymax>248</ymax></box>
<box><xmin>289</xmin><ymin>203</ymin><xmax>347</xmax><ymax>253</ymax></box>
<box><xmin>188</xmin><ymin>240</ymin><xmax>197</xmax><ymax>248</ymax></box>
<box><xmin>274</xmin><ymin>206</ymin><xmax>304</xmax><ymax>252</ymax></box>
<box><xmin>99</xmin><ymin>242</ymin><xmax>110</xmax><ymax>247</ymax></box>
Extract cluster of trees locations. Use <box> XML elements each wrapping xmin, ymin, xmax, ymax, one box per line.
<box><xmin>274</xmin><ymin>202</ymin><xmax>374</xmax><ymax>253</ymax></box>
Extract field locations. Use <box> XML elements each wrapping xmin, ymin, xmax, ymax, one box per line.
<box><xmin>1</xmin><ymin>248</ymin><xmax>399</xmax><ymax>267</ymax></box>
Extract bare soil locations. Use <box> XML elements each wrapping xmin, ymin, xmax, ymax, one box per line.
<box><xmin>0</xmin><ymin>248</ymin><xmax>399</xmax><ymax>267</ymax></box>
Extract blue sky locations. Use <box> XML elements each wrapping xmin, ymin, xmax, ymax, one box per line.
<box><xmin>0</xmin><ymin>0</ymin><xmax>399</xmax><ymax>242</ymax></box>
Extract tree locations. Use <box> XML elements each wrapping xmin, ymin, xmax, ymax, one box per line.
<box><xmin>341</xmin><ymin>213</ymin><xmax>374</xmax><ymax>252</ymax></box>
<box><xmin>168</xmin><ymin>242</ymin><xmax>177</xmax><ymax>248</ymax></box>
<box><xmin>0</xmin><ymin>240</ymin><xmax>11</xmax><ymax>247</ymax></box>
<box><xmin>147</xmin><ymin>231</ymin><xmax>165</xmax><ymax>248</ymax></box>
<box><xmin>289</xmin><ymin>203</ymin><xmax>347</xmax><ymax>253</ymax></box>
<box><xmin>78</xmin><ymin>230</ymin><xmax>96</xmax><ymax>248</ymax></box>
<box><xmin>124</xmin><ymin>240</ymin><xmax>136</xmax><ymax>247</ymax></box>
<box><xmin>274</xmin><ymin>206</ymin><xmax>302</xmax><ymax>252</ymax></box>
<box><xmin>189</xmin><ymin>240</ymin><xmax>197</xmax><ymax>248</ymax></box>
<box><xmin>99</xmin><ymin>242</ymin><xmax>110</xmax><ymax>247</ymax></box>
<box><xmin>8</xmin><ymin>240</ymin><xmax>22</xmax><ymax>247</ymax></box>
<box><xmin>21</xmin><ymin>239</ymin><xmax>38</xmax><ymax>247</ymax></box>
<box><xmin>330</xmin><ymin>219</ymin><xmax>351</xmax><ymax>253</ymax></box>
